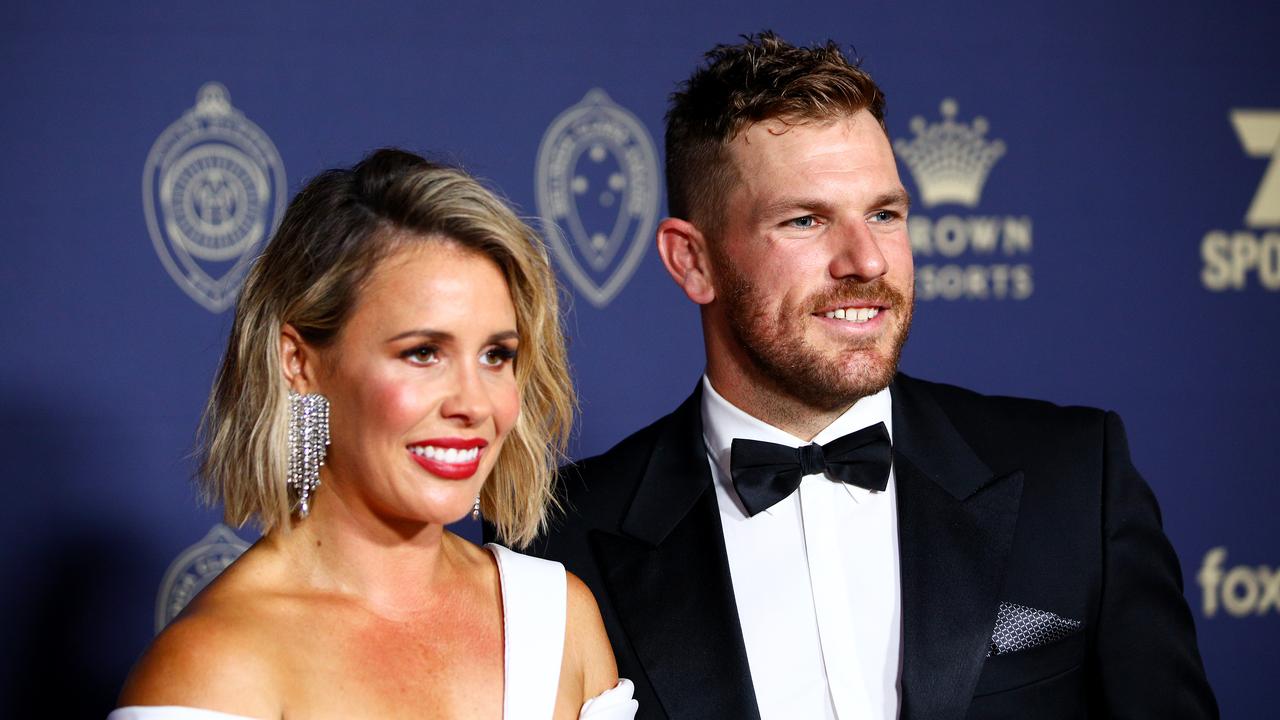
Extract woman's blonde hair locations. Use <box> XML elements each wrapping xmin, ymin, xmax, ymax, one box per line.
<box><xmin>199</xmin><ymin>148</ymin><xmax>573</xmax><ymax>548</ymax></box>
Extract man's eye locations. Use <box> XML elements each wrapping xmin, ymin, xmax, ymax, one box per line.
<box><xmin>481</xmin><ymin>347</ymin><xmax>518</xmax><ymax>368</ymax></box>
<box><xmin>789</xmin><ymin>215</ymin><xmax>818</xmax><ymax>229</ymax></box>
<box><xmin>870</xmin><ymin>210</ymin><xmax>897</xmax><ymax>223</ymax></box>
<box><xmin>402</xmin><ymin>346</ymin><xmax>439</xmax><ymax>365</ymax></box>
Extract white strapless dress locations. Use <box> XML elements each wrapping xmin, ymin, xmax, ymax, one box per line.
<box><xmin>108</xmin><ymin>544</ymin><xmax>636</xmax><ymax>720</ymax></box>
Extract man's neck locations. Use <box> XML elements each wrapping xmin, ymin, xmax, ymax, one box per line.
<box><xmin>704</xmin><ymin>367</ymin><xmax>855</xmax><ymax>441</ymax></box>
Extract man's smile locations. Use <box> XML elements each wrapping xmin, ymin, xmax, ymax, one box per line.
<box><xmin>820</xmin><ymin>306</ymin><xmax>881</xmax><ymax>323</ymax></box>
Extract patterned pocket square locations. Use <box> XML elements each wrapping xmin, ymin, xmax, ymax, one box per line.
<box><xmin>987</xmin><ymin>602</ymin><xmax>1082</xmax><ymax>657</ymax></box>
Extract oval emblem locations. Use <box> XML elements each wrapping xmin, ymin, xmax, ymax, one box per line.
<box><xmin>143</xmin><ymin>82</ymin><xmax>286</xmax><ymax>312</ymax></box>
<box><xmin>535</xmin><ymin>89</ymin><xmax>661</xmax><ymax>307</ymax></box>
<box><xmin>154</xmin><ymin>523</ymin><xmax>250</xmax><ymax>633</ymax></box>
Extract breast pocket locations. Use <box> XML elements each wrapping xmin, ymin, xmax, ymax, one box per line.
<box><xmin>973</xmin><ymin>630</ymin><xmax>1085</xmax><ymax>697</ymax></box>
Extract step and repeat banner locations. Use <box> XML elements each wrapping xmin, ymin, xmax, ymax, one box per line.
<box><xmin>2</xmin><ymin>1</ymin><xmax>1276</xmax><ymax>715</ymax></box>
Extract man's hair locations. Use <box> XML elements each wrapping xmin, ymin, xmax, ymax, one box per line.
<box><xmin>200</xmin><ymin>148</ymin><xmax>573</xmax><ymax>549</ymax></box>
<box><xmin>665</xmin><ymin>31</ymin><xmax>887</xmax><ymax>231</ymax></box>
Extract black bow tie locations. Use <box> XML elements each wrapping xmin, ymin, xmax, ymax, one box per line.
<box><xmin>729</xmin><ymin>422</ymin><xmax>892</xmax><ymax>517</ymax></box>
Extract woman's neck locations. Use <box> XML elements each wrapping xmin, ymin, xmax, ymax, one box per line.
<box><xmin>267</xmin><ymin>488</ymin><xmax>466</xmax><ymax>620</ymax></box>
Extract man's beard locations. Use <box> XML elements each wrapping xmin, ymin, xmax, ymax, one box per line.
<box><xmin>718</xmin><ymin>263</ymin><xmax>914</xmax><ymax>414</ymax></box>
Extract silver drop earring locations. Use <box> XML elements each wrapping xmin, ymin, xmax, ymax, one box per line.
<box><xmin>472</xmin><ymin>494</ymin><xmax>481</xmax><ymax>521</ymax></box>
<box><xmin>287</xmin><ymin>390</ymin><xmax>330</xmax><ymax>517</ymax></box>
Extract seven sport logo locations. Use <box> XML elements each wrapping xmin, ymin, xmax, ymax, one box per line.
<box><xmin>1200</xmin><ymin>109</ymin><xmax>1280</xmax><ymax>291</ymax></box>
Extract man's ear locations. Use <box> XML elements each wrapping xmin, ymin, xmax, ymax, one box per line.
<box><xmin>656</xmin><ymin>217</ymin><xmax>716</xmax><ymax>305</ymax></box>
<box><xmin>279</xmin><ymin>324</ymin><xmax>321</xmax><ymax>393</ymax></box>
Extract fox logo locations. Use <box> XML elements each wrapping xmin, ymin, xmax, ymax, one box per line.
<box><xmin>1196</xmin><ymin>547</ymin><xmax>1280</xmax><ymax>618</ymax></box>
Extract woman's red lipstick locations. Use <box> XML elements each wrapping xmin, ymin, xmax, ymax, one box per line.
<box><xmin>407</xmin><ymin>437</ymin><xmax>488</xmax><ymax>480</ymax></box>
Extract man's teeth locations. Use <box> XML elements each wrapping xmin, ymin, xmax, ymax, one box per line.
<box><xmin>410</xmin><ymin>446</ymin><xmax>480</xmax><ymax>463</ymax></box>
<box><xmin>823</xmin><ymin>307</ymin><xmax>880</xmax><ymax>323</ymax></box>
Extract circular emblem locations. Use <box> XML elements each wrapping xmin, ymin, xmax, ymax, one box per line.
<box><xmin>535</xmin><ymin>89</ymin><xmax>661</xmax><ymax>307</ymax></box>
<box><xmin>154</xmin><ymin>523</ymin><xmax>250</xmax><ymax>633</ymax></box>
<box><xmin>143</xmin><ymin>83</ymin><xmax>286</xmax><ymax>312</ymax></box>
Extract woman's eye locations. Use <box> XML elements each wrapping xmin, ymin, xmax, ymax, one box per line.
<box><xmin>481</xmin><ymin>347</ymin><xmax>517</xmax><ymax>368</ymax></box>
<box><xmin>402</xmin><ymin>346</ymin><xmax>439</xmax><ymax>365</ymax></box>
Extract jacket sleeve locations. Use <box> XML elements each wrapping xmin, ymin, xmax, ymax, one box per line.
<box><xmin>1094</xmin><ymin>411</ymin><xmax>1218</xmax><ymax>717</ymax></box>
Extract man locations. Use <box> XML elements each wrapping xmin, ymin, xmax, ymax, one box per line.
<box><xmin>532</xmin><ymin>32</ymin><xmax>1217</xmax><ymax>718</ymax></box>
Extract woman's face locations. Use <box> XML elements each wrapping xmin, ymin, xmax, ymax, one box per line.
<box><xmin>308</xmin><ymin>239</ymin><xmax>520</xmax><ymax>528</ymax></box>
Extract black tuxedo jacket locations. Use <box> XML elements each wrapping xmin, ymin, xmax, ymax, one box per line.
<box><xmin>527</xmin><ymin>374</ymin><xmax>1217</xmax><ymax>719</ymax></box>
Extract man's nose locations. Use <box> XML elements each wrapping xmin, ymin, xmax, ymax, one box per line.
<box><xmin>828</xmin><ymin>220</ymin><xmax>888</xmax><ymax>281</ymax></box>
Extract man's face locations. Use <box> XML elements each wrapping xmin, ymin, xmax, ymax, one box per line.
<box><xmin>705</xmin><ymin>110</ymin><xmax>914</xmax><ymax>413</ymax></box>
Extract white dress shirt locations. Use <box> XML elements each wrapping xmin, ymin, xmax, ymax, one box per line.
<box><xmin>701</xmin><ymin>377</ymin><xmax>902</xmax><ymax>720</ymax></box>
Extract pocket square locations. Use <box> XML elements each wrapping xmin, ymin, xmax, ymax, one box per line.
<box><xmin>987</xmin><ymin>601</ymin><xmax>1082</xmax><ymax>657</ymax></box>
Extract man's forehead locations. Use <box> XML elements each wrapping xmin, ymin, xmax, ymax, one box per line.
<box><xmin>724</xmin><ymin>109</ymin><xmax>892</xmax><ymax>173</ymax></box>
<box><xmin>729</xmin><ymin>109</ymin><xmax>882</xmax><ymax>146</ymax></box>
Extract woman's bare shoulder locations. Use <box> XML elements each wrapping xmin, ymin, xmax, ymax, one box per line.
<box><xmin>563</xmin><ymin>571</ymin><xmax>619</xmax><ymax>699</ymax></box>
<box><xmin>117</xmin><ymin>555</ymin><xmax>287</xmax><ymax>715</ymax></box>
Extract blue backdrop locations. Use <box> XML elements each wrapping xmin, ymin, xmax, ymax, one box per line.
<box><xmin>2</xmin><ymin>1</ymin><xmax>1277</xmax><ymax>715</ymax></box>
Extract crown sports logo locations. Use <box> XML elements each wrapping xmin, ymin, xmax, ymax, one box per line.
<box><xmin>535</xmin><ymin>89</ymin><xmax>661</xmax><ymax>307</ymax></box>
<box><xmin>154</xmin><ymin>523</ymin><xmax>249</xmax><ymax>632</ymax></box>
<box><xmin>895</xmin><ymin>99</ymin><xmax>1032</xmax><ymax>301</ymax></box>
<box><xmin>1201</xmin><ymin>109</ymin><xmax>1280</xmax><ymax>291</ymax></box>
<box><xmin>143</xmin><ymin>83</ymin><xmax>287</xmax><ymax>312</ymax></box>
<box><xmin>896</xmin><ymin>98</ymin><xmax>1006</xmax><ymax>208</ymax></box>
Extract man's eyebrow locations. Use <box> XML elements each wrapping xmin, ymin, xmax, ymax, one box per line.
<box><xmin>756</xmin><ymin>197</ymin><xmax>833</xmax><ymax>220</ymax></box>
<box><xmin>756</xmin><ymin>189</ymin><xmax>912</xmax><ymax>220</ymax></box>
<box><xmin>872</xmin><ymin>189</ymin><xmax>912</xmax><ymax>210</ymax></box>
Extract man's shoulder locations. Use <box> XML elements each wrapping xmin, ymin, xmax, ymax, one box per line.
<box><xmin>895</xmin><ymin>373</ymin><xmax>1115</xmax><ymax>466</ymax></box>
<box><xmin>897</xmin><ymin>373</ymin><xmax>1107</xmax><ymax>427</ymax></box>
<box><xmin>542</xmin><ymin>389</ymin><xmax>702</xmax><ymax>542</ymax></box>
<box><xmin>556</xmin><ymin>402</ymin><xmax>684</xmax><ymax>505</ymax></box>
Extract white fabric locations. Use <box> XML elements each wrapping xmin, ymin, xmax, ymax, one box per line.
<box><xmin>109</xmin><ymin>546</ymin><xmax>637</xmax><ymax>720</ymax></box>
<box><xmin>107</xmin><ymin>709</ymin><xmax>254</xmax><ymax>720</ymax></box>
<box><xmin>702</xmin><ymin>376</ymin><xmax>902</xmax><ymax>720</ymax></box>
<box><xmin>577</xmin><ymin>679</ymin><xmax>638</xmax><ymax>718</ymax></box>
<box><xmin>489</xmin><ymin>542</ymin><xmax>568</xmax><ymax>718</ymax></box>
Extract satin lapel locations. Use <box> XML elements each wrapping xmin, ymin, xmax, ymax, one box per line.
<box><xmin>590</xmin><ymin>388</ymin><xmax>760</xmax><ymax>720</ymax></box>
<box><xmin>891</xmin><ymin>377</ymin><xmax>1024</xmax><ymax>720</ymax></box>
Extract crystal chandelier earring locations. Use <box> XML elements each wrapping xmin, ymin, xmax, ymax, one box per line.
<box><xmin>287</xmin><ymin>390</ymin><xmax>330</xmax><ymax>517</ymax></box>
<box><xmin>472</xmin><ymin>494</ymin><xmax>481</xmax><ymax>521</ymax></box>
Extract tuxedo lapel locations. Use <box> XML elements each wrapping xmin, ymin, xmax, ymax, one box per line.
<box><xmin>891</xmin><ymin>376</ymin><xmax>1024</xmax><ymax>720</ymax></box>
<box><xmin>590</xmin><ymin>388</ymin><xmax>760</xmax><ymax>719</ymax></box>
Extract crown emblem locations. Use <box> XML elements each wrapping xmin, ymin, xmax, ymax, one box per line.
<box><xmin>895</xmin><ymin>99</ymin><xmax>1006</xmax><ymax>208</ymax></box>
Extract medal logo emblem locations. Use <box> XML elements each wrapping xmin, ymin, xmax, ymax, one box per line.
<box><xmin>535</xmin><ymin>89</ymin><xmax>661</xmax><ymax>307</ymax></box>
<box><xmin>143</xmin><ymin>83</ymin><xmax>286</xmax><ymax>312</ymax></box>
<box><xmin>154</xmin><ymin>523</ymin><xmax>250</xmax><ymax>632</ymax></box>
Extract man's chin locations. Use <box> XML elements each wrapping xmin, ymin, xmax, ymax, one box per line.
<box><xmin>772</xmin><ymin>356</ymin><xmax>896</xmax><ymax>413</ymax></box>
<box><xmin>834</xmin><ymin>360</ymin><xmax>897</xmax><ymax>400</ymax></box>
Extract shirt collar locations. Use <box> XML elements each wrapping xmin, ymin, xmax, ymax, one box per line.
<box><xmin>700</xmin><ymin>375</ymin><xmax>894</xmax><ymax>486</ymax></box>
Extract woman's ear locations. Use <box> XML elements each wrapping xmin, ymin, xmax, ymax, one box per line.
<box><xmin>656</xmin><ymin>217</ymin><xmax>716</xmax><ymax>305</ymax></box>
<box><xmin>279</xmin><ymin>324</ymin><xmax>321</xmax><ymax>393</ymax></box>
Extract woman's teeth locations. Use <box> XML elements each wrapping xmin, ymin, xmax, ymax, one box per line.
<box><xmin>410</xmin><ymin>446</ymin><xmax>480</xmax><ymax>463</ymax></box>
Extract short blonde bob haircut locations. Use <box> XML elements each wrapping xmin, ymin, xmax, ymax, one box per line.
<box><xmin>199</xmin><ymin>148</ymin><xmax>573</xmax><ymax>549</ymax></box>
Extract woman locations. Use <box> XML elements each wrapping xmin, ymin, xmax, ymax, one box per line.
<box><xmin>111</xmin><ymin>149</ymin><xmax>636</xmax><ymax>718</ymax></box>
